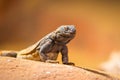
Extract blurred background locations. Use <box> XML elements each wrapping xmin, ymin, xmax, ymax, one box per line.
<box><xmin>0</xmin><ymin>0</ymin><xmax>120</xmax><ymax>68</ymax></box>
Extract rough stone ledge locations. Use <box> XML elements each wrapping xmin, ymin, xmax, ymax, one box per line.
<box><xmin>0</xmin><ymin>57</ymin><xmax>119</xmax><ymax>80</ymax></box>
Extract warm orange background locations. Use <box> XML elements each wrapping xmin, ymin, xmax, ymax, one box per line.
<box><xmin>0</xmin><ymin>1</ymin><xmax>120</xmax><ymax>68</ymax></box>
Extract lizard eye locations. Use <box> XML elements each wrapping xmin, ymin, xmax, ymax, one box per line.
<box><xmin>64</xmin><ymin>27</ymin><xmax>69</xmax><ymax>31</ymax></box>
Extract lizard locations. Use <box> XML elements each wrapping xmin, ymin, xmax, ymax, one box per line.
<box><xmin>0</xmin><ymin>25</ymin><xmax>76</xmax><ymax>65</ymax></box>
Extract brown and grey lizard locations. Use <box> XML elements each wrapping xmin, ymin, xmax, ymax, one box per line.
<box><xmin>0</xmin><ymin>25</ymin><xmax>76</xmax><ymax>65</ymax></box>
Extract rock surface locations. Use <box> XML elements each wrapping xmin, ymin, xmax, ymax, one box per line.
<box><xmin>0</xmin><ymin>57</ymin><xmax>119</xmax><ymax>80</ymax></box>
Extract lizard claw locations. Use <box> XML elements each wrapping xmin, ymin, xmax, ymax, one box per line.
<box><xmin>64</xmin><ymin>62</ymin><xmax>75</xmax><ymax>66</ymax></box>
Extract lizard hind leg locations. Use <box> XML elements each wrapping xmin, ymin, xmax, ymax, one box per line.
<box><xmin>40</xmin><ymin>52</ymin><xmax>59</xmax><ymax>64</ymax></box>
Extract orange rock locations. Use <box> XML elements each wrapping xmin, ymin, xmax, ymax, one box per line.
<box><xmin>0</xmin><ymin>57</ymin><xmax>119</xmax><ymax>80</ymax></box>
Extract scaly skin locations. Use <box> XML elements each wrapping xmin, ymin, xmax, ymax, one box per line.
<box><xmin>0</xmin><ymin>50</ymin><xmax>18</xmax><ymax>57</ymax></box>
<box><xmin>16</xmin><ymin>25</ymin><xmax>76</xmax><ymax>65</ymax></box>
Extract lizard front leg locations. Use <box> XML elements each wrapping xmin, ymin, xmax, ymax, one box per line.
<box><xmin>61</xmin><ymin>45</ymin><xmax>75</xmax><ymax>66</ymax></box>
<box><xmin>38</xmin><ymin>39</ymin><xmax>59</xmax><ymax>63</ymax></box>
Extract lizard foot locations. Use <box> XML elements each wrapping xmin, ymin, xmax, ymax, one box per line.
<box><xmin>45</xmin><ymin>60</ymin><xmax>59</xmax><ymax>64</ymax></box>
<box><xmin>64</xmin><ymin>62</ymin><xmax>75</xmax><ymax>66</ymax></box>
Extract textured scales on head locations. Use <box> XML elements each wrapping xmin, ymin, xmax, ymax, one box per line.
<box><xmin>56</xmin><ymin>25</ymin><xmax>76</xmax><ymax>34</ymax></box>
<box><xmin>53</xmin><ymin>25</ymin><xmax>76</xmax><ymax>44</ymax></box>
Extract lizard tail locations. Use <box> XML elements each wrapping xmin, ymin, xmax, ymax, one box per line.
<box><xmin>0</xmin><ymin>50</ymin><xmax>18</xmax><ymax>57</ymax></box>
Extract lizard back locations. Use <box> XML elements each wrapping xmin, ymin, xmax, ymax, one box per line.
<box><xmin>18</xmin><ymin>32</ymin><xmax>53</xmax><ymax>55</ymax></box>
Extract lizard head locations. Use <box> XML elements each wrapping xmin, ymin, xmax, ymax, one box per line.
<box><xmin>53</xmin><ymin>25</ymin><xmax>76</xmax><ymax>44</ymax></box>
